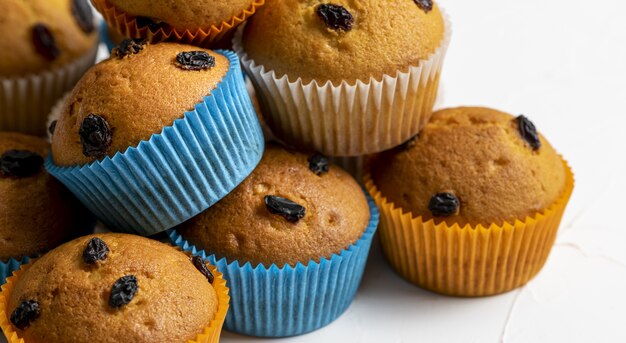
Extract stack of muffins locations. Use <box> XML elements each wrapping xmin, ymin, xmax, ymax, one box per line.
<box><xmin>0</xmin><ymin>0</ymin><xmax>574</xmax><ymax>342</ymax></box>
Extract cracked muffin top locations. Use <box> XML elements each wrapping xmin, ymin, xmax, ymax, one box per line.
<box><xmin>372</xmin><ymin>107</ymin><xmax>567</xmax><ymax>227</ymax></box>
<box><xmin>178</xmin><ymin>145</ymin><xmax>370</xmax><ymax>266</ymax></box>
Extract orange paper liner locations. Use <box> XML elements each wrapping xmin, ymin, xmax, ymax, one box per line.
<box><xmin>364</xmin><ymin>160</ymin><xmax>574</xmax><ymax>297</ymax></box>
<box><xmin>92</xmin><ymin>0</ymin><xmax>265</xmax><ymax>47</ymax></box>
<box><xmin>0</xmin><ymin>258</ymin><xmax>229</xmax><ymax>343</ymax></box>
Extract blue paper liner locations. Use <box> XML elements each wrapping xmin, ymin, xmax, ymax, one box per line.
<box><xmin>169</xmin><ymin>190</ymin><xmax>379</xmax><ymax>337</ymax></box>
<box><xmin>0</xmin><ymin>257</ymin><xmax>29</xmax><ymax>285</ymax></box>
<box><xmin>99</xmin><ymin>20</ymin><xmax>116</xmax><ymax>52</ymax></box>
<box><xmin>46</xmin><ymin>50</ymin><xmax>265</xmax><ymax>235</ymax></box>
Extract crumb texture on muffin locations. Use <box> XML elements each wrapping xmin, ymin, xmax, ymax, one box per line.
<box><xmin>179</xmin><ymin>145</ymin><xmax>371</xmax><ymax>266</ymax></box>
<box><xmin>0</xmin><ymin>0</ymin><xmax>97</xmax><ymax>77</ymax></box>
<box><xmin>7</xmin><ymin>233</ymin><xmax>217</xmax><ymax>343</ymax></box>
<box><xmin>243</xmin><ymin>0</ymin><xmax>445</xmax><ymax>84</ymax></box>
<box><xmin>372</xmin><ymin>107</ymin><xmax>567</xmax><ymax>227</ymax></box>
<box><xmin>108</xmin><ymin>0</ymin><xmax>256</xmax><ymax>31</ymax></box>
<box><xmin>0</xmin><ymin>132</ymin><xmax>89</xmax><ymax>261</ymax></box>
<box><xmin>51</xmin><ymin>43</ymin><xmax>230</xmax><ymax>166</ymax></box>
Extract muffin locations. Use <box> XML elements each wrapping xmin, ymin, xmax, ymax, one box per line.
<box><xmin>92</xmin><ymin>0</ymin><xmax>265</xmax><ymax>47</ymax></box>
<box><xmin>235</xmin><ymin>0</ymin><xmax>451</xmax><ymax>156</ymax></box>
<box><xmin>0</xmin><ymin>233</ymin><xmax>229</xmax><ymax>343</ymax></box>
<box><xmin>0</xmin><ymin>132</ymin><xmax>92</xmax><ymax>284</ymax></box>
<box><xmin>0</xmin><ymin>0</ymin><xmax>99</xmax><ymax>135</ymax></box>
<box><xmin>46</xmin><ymin>41</ymin><xmax>264</xmax><ymax>235</ymax></box>
<box><xmin>366</xmin><ymin>107</ymin><xmax>574</xmax><ymax>296</ymax></box>
<box><xmin>170</xmin><ymin>145</ymin><xmax>379</xmax><ymax>337</ymax></box>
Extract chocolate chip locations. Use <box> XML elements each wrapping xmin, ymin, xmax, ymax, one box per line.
<box><xmin>308</xmin><ymin>154</ymin><xmax>329</xmax><ymax>176</ymax></box>
<box><xmin>428</xmin><ymin>192</ymin><xmax>460</xmax><ymax>217</ymax></box>
<box><xmin>413</xmin><ymin>0</ymin><xmax>433</xmax><ymax>13</ymax></box>
<box><xmin>401</xmin><ymin>134</ymin><xmax>419</xmax><ymax>150</ymax></box>
<box><xmin>135</xmin><ymin>16</ymin><xmax>164</xmax><ymax>32</ymax></box>
<box><xmin>175</xmin><ymin>51</ymin><xmax>216</xmax><ymax>71</ymax></box>
<box><xmin>516</xmin><ymin>115</ymin><xmax>541</xmax><ymax>150</ymax></box>
<box><xmin>109</xmin><ymin>275</ymin><xmax>138</xmax><ymax>308</ymax></box>
<box><xmin>32</xmin><ymin>24</ymin><xmax>60</xmax><ymax>61</ymax></box>
<box><xmin>48</xmin><ymin>120</ymin><xmax>57</xmax><ymax>135</ymax></box>
<box><xmin>0</xmin><ymin>150</ymin><xmax>44</xmax><ymax>178</ymax></box>
<box><xmin>79</xmin><ymin>114</ymin><xmax>112</xmax><ymax>158</ymax></box>
<box><xmin>71</xmin><ymin>0</ymin><xmax>94</xmax><ymax>34</ymax></box>
<box><xmin>191</xmin><ymin>256</ymin><xmax>214</xmax><ymax>284</ymax></box>
<box><xmin>83</xmin><ymin>237</ymin><xmax>109</xmax><ymax>264</ymax></box>
<box><xmin>113</xmin><ymin>39</ymin><xmax>145</xmax><ymax>58</ymax></box>
<box><xmin>10</xmin><ymin>300</ymin><xmax>40</xmax><ymax>330</ymax></box>
<box><xmin>264</xmin><ymin>195</ymin><xmax>306</xmax><ymax>223</ymax></box>
<box><xmin>316</xmin><ymin>4</ymin><xmax>354</xmax><ymax>32</ymax></box>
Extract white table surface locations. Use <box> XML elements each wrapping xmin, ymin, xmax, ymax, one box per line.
<box><xmin>4</xmin><ymin>0</ymin><xmax>625</xmax><ymax>342</ymax></box>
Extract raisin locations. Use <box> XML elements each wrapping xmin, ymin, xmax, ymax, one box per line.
<box><xmin>175</xmin><ymin>51</ymin><xmax>216</xmax><ymax>71</ymax></box>
<box><xmin>109</xmin><ymin>275</ymin><xmax>138</xmax><ymax>308</ymax></box>
<box><xmin>71</xmin><ymin>0</ymin><xmax>94</xmax><ymax>34</ymax></box>
<box><xmin>401</xmin><ymin>134</ymin><xmax>419</xmax><ymax>150</ymax></box>
<box><xmin>516</xmin><ymin>115</ymin><xmax>541</xmax><ymax>150</ymax></box>
<box><xmin>10</xmin><ymin>300</ymin><xmax>40</xmax><ymax>330</ymax></box>
<box><xmin>316</xmin><ymin>4</ymin><xmax>354</xmax><ymax>32</ymax></box>
<box><xmin>0</xmin><ymin>150</ymin><xmax>44</xmax><ymax>178</ymax></box>
<box><xmin>413</xmin><ymin>0</ymin><xmax>433</xmax><ymax>13</ymax></box>
<box><xmin>308</xmin><ymin>153</ymin><xmax>329</xmax><ymax>175</ymax></box>
<box><xmin>79</xmin><ymin>114</ymin><xmax>112</xmax><ymax>158</ymax></box>
<box><xmin>83</xmin><ymin>237</ymin><xmax>109</xmax><ymax>264</ymax></box>
<box><xmin>113</xmin><ymin>39</ymin><xmax>145</xmax><ymax>58</ymax></box>
<box><xmin>191</xmin><ymin>256</ymin><xmax>214</xmax><ymax>284</ymax></box>
<box><xmin>264</xmin><ymin>195</ymin><xmax>306</xmax><ymax>223</ymax></box>
<box><xmin>428</xmin><ymin>192</ymin><xmax>460</xmax><ymax>217</ymax></box>
<box><xmin>48</xmin><ymin>120</ymin><xmax>57</xmax><ymax>135</ymax></box>
<box><xmin>135</xmin><ymin>16</ymin><xmax>164</xmax><ymax>32</ymax></box>
<box><xmin>32</xmin><ymin>24</ymin><xmax>60</xmax><ymax>61</ymax></box>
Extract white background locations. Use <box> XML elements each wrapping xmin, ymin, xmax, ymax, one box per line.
<box><xmin>4</xmin><ymin>0</ymin><xmax>624</xmax><ymax>342</ymax></box>
<box><xmin>223</xmin><ymin>0</ymin><xmax>626</xmax><ymax>342</ymax></box>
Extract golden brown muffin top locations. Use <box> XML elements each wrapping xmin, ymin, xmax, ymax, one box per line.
<box><xmin>51</xmin><ymin>42</ymin><xmax>230</xmax><ymax>167</ymax></box>
<box><xmin>108</xmin><ymin>0</ymin><xmax>256</xmax><ymax>31</ymax></box>
<box><xmin>0</xmin><ymin>0</ymin><xmax>97</xmax><ymax>77</ymax></box>
<box><xmin>372</xmin><ymin>107</ymin><xmax>567</xmax><ymax>227</ymax></box>
<box><xmin>242</xmin><ymin>0</ymin><xmax>445</xmax><ymax>85</ymax></box>
<box><xmin>0</xmin><ymin>132</ymin><xmax>88</xmax><ymax>261</ymax></box>
<box><xmin>8</xmin><ymin>233</ymin><xmax>218</xmax><ymax>343</ymax></box>
<box><xmin>178</xmin><ymin>145</ymin><xmax>370</xmax><ymax>267</ymax></box>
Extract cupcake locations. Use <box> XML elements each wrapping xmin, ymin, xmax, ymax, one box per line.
<box><xmin>0</xmin><ymin>233</ymin><xmax>229</xmax><ymax>342</ymax></box>
<box><xmin>92</xmin><ymin>0</ymin><xmax>265</xmax><ymax>47</ymax></box>
<box><xmin>46</xmin><ymin>41</ymin><xmax>264</xmax><ymax>235</ymax></box>
<box><xmin>0</xmin><ymin>132</ymin><xmax>92</xmax><ymax>284</ymax></box>
<box><xmin>0</xmin><ymin>0</ymin><xmax>99</xmax><ymax>135</ymax></box>
<box><xmin>170</xmin><ymin>145</ymin><xmax>379</xmax><ymax>337</ymax></box>
<box><xmin>366</xmin><ymin>107</ymin><xmax>574</xmax><ymax>296</ymax></box>
<box><xmin>235</xmin><ymin>0</ymin><xmax>451</xmax><ymax>156</ymax></box>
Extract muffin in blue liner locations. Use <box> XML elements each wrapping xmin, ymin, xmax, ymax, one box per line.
<box><xmin>168</xmin><ymin>191</ymin><xmax>379</xmax><ymax>337</ymax></box>
<box><xmin>99</xmin><ymin>21</ymin><xmax>117</xmax><ymax>52</ymax></box>
<box><xmin>46</xmin><ymin>49</ymin><xmax>265</xmax><ymax>235</ymax></box>
<box><xmin>0</xmin><ymin>257</ymin><xmax>29</xmax><ymax>285</ymax></box>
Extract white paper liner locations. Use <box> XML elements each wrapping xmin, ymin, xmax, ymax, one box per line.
<box><xmin>0</xmin><ymin>41</ymin><xmax>99</xmax><ymax>136</ymax></box>
<box><xmin>233</xmin><ymin>12</ymin><xmax>452</xmax><ymax>156</ymax></box>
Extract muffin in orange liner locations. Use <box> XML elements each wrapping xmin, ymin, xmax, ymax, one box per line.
<box><xmin>92</xmin><ymin>0</ymin><xmax>264</xmax><ymax>46</ymax></box>
<box><xmin>365</xmin><ymin>160</ymin><xmax>573</xmax><ymax>297</ymax></box>
<box><xmin>0</xmin><ymin>253</ymin><xmax>230</xmax><ymax>343</ymax></box>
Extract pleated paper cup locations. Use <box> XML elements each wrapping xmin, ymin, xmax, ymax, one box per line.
<box><xmin>234</xmin><ymin>13</ymin><xmax>451</xmax><ymax>157</ymax></box>
<box><xmin>365</xmin><ymin>160</ymin><xmax>574</xmax><ymax>297</ymax></box>
<box><xmin>46</xmin><ymin>50</ymin><xmax>265</xmax><ymax>236</ymax></box>
<box><xmin>169</xmin><ymin>190</ymin><xmax>379</xmax><ymax>337</ymax></box>
<box><xmin>0</xmin><ymin>258</ymin><xmax>229</xmax><ymax>343</ymax></box>
<box><xmin>0</xmin><ymin>257</ymin><xmax>29</xmax><ymax>286</ymax></box>
<box><xmin>92</xmin><ymin>0</ymin><xmax>265</xmax><ymax>47</ymax></box>
<box><xmin>0</xmin><ymin>42</ymin><xmax>99</xmax><ymax>136</ymax></box>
